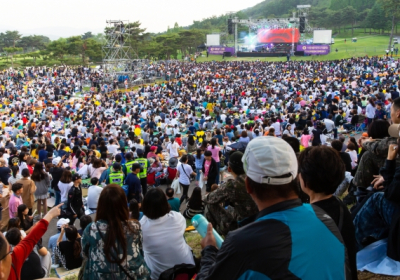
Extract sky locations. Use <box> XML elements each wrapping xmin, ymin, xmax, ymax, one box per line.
<box><xmin>0</xmin><ymin>0</ymin><xmax>264</xmax><ymax>40</ymax></box>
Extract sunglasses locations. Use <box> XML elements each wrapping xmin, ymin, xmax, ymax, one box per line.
<box><xmin>0</xmin><ymin>245</ymin><xmax>13</xmax><ymax>261</ymax></box>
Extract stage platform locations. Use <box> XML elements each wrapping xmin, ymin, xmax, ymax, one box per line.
<box><xmin>237</xmin><ymin>52</ymin><xmax>287</xmax><ymax>57</ymax></box>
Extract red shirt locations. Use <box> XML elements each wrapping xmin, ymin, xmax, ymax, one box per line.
<box><xmin>8</xmin><ymin>219</ymin><xmax>49</xmax><ymax>280</ymax></box>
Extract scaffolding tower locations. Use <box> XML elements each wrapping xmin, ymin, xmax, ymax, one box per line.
<box><xmin>102</xmin><ymin>20</ymin><xmax>145</xmax><ymax>84</ymax></box>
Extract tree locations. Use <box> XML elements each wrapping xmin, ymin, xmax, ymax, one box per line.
<box><xmin>18</xmin><ymin>35</ymin><xmax>50</xmax><ymax>52</ymax></box>
<box><xmin>0</xmin><ymin>31</ymin><xmax>22</xmax><ymax>48</ymax></box>
<box><xmin>378</xmin><ymin>0</ymin><xmax>400</xmax><ymax>49</ymax></box>
<box><xmin>66</xmin><ymin>36</ymin><xmax>102</xmax><ymax>64</ymax></box>
<box><xmin>366</xmin><ymin>2</ymin><xmax>390</xmax><ymax>34</ymax></box>
<box><xmin>3</xmin><ymin>47</ymin><xmax>23</xmax><ymax>68</ymax></box>
<box><xmin>46</xmin><ymin>39</ymin><xmax>69</xmax><ymax>62</ymax></box>
<box><xmin>342</xmin><ymin>6</ymin><xmax>358</xmax><ymax>35</ymax></box>
<box><xmin>81</xmin><ymin>32</ymin><xmax>94</xmax><ymax>40</ymax></box>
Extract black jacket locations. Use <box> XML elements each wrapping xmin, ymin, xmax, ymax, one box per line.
<box><xmin>67</xmin><ymin>185</ymin><xmax>84</xmax><ymax>217</ymax></box>
<box><xmin>202</xmin><ymin>158</ymin><xmax>218</xmax><ymax>185</ymax></box>
<box><xmin>381</xmin><ymin>159</ymin><xmax>400</xmax><ymax>261</ymax></box>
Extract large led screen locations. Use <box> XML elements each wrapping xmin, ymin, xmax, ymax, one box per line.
<box><xmin>257</xmin><ymin>28</ymin><xmax>300</xmax><ymax>43</ymax></box>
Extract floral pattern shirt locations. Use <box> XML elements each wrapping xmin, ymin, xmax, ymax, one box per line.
<box><xmin>81</xmin><ymin>220</ymin><xmax>151</xmax><ymax>280</ymax></box>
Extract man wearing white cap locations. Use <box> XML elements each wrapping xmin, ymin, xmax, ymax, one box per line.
<box><xmin>197</xmin><ymin>137</ymin><xmax>351</xmax><ymax>280</ymax></box>
<box><xmin>48</xmin><ymin>218</ymin><xmax>69</xmax><ymax>264</ymax></box>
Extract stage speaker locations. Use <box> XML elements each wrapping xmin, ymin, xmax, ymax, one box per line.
<box><xmin>223</xmin><ymin>51</ymin><xmax>232</xmax><ymax>57</ymax></box>
<box><xmin>228</xmin><ymin>19</ymin><xmax>233</xmax><ymax>35</ymax></box>
<box><xmin>299</xmin><ymin>17</ymin><xmax>306</xmax><ymax>33</ymax></box>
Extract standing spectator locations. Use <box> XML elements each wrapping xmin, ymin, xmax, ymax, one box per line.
<box><xmin>81</xmin><ymin>184</ymin><xmax>150</xmax><ymax>279</ymax></box>
<box><xmin>202</xmin><ymin>150</ymin><xmax>218</xmax><ymax>194</ymax></box>
<box><xmin>166</xmin><ymin>137</ymin><xmax>180</xmax><ymax>158</ymax></box>
<box><xmin>58</xmin><ymin>170</ymin><xmax>73</xmax><ymax>205</ymax></box>
<box><xmin>66</xmin><ymin>174</ymin><xmax>85</xmax><ymax>225</ymax></box>
<box><xmin>0</xmin><ymin>158</ymin><xmax>11</xmax><ymax>186</ymax></box>
<box><xmin>18</xmin><ymin>168</ymin><xmax>36</xmax><ymax>215</ymax></box>
<box><xmin>176</xmin><ymin>154</ymin><xmax>196</xmax><ymax>204</ymax></box>
<box><xmin>194</xmin><ymin>149</ymin><xmax>205</xmax><ymax>183</ymax></box>
<box><xmin>86</xmin><ymin>177</ymin><xmax>102</xmax><ymax>212</ymax></box>
<box><xmin>32</xmin><ymin>162</ymin><xmax>51</xmax><ymax>218</ymax></box>
<box><xmin>7</xmin><ymin>166</ymin><xmax>21</xmax><ymax>187</ymax></box>
<box><xmin>207</xmin><ymin>138</ymin><xmax>221</xmax><ymax>184</ymax></box>
<box><xmin>49</xmin><ymin>156</ymin><xmax>65</xmax><ymax>206</ymax></box>
<box><xmin>366</xmin><ymin>98</ymin><xmax>376</xmax><ymax>125</ymax></box>
<box><xmin>124</xmin><ymin>163</ymin><xmax>142</xmax><ymax>203</ymax></box>
<box><xmin>9</xmin><ymin>183</ymin><xmax>23</xmax><ymax>218</ymax></box>
<box><xmin>140</xmin><ymin>188</ymin><xmax>195</xmax><ymax>280</ymax></box>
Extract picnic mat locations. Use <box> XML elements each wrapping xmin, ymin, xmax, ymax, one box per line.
<box><xmin>357</xmin><ymin>238</ymin><xmax>400</xmax><ymax>276</ymax></box>
<box><xmin>54</xmin><ymin>266</ymin><xmax>80</xmax><ymax>279</ymax></box>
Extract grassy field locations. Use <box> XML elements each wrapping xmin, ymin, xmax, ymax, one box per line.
<box><xmin>197</xmin><ymin>32</ymin><xmax>396</xmax><ymax>63</ymax></box>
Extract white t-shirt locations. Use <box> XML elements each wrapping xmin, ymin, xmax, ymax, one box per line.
<box><xmin>58</xmin><ymin>182</ymin><xmax>73</xmax><ymax>202</ymax></box>
<box><xmin>107</xmin><ymin>144</ymin><xmax>119</xmax><ymax>156</ymax></box>
<box><xmin>87</xmin><ymin>185</ymin><xmax>103</xmax><ymax>209</ymax></box>
<box><xmin>178</xmin><ymin>163</ymin><xmax>193</xmax><ymax>185</ymax></box>
<box><xmin>167</xmin><ymin>142</ymin><xmax>180</xmax><ymax>158</ymax></box>
<box><xmin>140</xmin><ymin>211</ymin><xmax>195</xmax><ymax>280</ymax></box>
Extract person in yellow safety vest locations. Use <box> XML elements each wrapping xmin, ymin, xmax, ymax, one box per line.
<box><xmin>124</xmin><ymin>152</ymin><xmax>135</xmax><ymax>175</ymax></box>
<box><xmin>134</xmin><ymin>149</ymin><xmax>150</xmax><ymax>196</ymax></box>
<box><xmin>107</xmin><ymin>162</ymin><xmax>125</xmax><ymax>187</ymax></box>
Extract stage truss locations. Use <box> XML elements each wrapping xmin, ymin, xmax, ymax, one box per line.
<box><xmin>102</xmin><ymin>20</ymin><xmax>146</xmax><ymax>84</ymax></box>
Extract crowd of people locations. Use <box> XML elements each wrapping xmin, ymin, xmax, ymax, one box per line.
<box><xmin>0</xmin><ymin>54</ymin><xmax>399</xmax><ymax>279</ymax></box>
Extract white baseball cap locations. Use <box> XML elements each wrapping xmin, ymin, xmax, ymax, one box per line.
<box><xmin>52</xmin><ymin>157</ymin><xmax>61</xmax><ymax>165</ymax></box>
<box><xmin>57</xmin><ymin>218</ymin><xmax>70</xmax><ymax>228</ymax></box>
<box><xmin>242</xmin><ymin>137</ymin><xmax>298</xmax><ymax>185</ymax></box>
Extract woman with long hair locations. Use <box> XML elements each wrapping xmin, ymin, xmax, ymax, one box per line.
<box><xmin>17</xmin><ymin>204</ymin><xmax>33</xmax><ymax>233</ymax></box>
<box><xmin>55</xmin><ymin>225</ymin><xmax>83</xmax><ymax>270</ymax></box>
<box><xmin>58</xmin><ymin>170</ymin><xmax>73</xmax><ymax>205</ymax></box>
<box><xmin>8</xmin><ymin>165</ymin><xmax>21</xmax><ymax>186</ymax></box>
<box><xmin>141</xmin><ymin>188</ymin><xmax>194</xmax><ymax>280</ymax></box>
<box><xmin>32</xmin><ymin>162</ymin><xmax>51</xmax><ymax>217</ymax></box>
<box><xmin>81</xmin><ymin>184</ymin><xmax>150</xmax><ymax>279</ymax></box>
<box><xmin>183</xmin><ymin>186</ymin><xmax>205</xmax><ymax>219</ymax></box>
<box><xmin>186</xmin><ymin>135</ymin><xmax>197</xmax><ymax>154</ymax></box>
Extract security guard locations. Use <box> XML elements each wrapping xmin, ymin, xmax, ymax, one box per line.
<box><xmin>124</xmin><ymin>152</ymin><xmax>135</xmax><ymax>175</ymax></box>
<box><xmin>134</xmin><ymin>149</ymin><xmax>150</xmax><ymax>196</ymax></box>
<box><xmin>107</xmin><ymin>162</ymin><xmax>125</xmax><ymax>187</ymax></box>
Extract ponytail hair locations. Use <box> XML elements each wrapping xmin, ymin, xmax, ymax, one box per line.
<box><xmin>11</xmin><ymin>165</ymin><xmax>19</xmax><ymax>179</ymax></box>
<box><xmin>196</xmin><ymin>148</ymin><xmax>202</xmax><ymax>160</ymax></box>
<box><xmin>65</xmin><ymin>226</ymin><xmax>81</xmax><ymax>258</ymax></box>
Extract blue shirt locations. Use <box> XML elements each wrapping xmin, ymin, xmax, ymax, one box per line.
<box><xmin>194</xmin><ymin>154</ymin><xmax>205</xmax><ymax>169</ymax></box>
<box><xmin>38</xmin><ymin>150</ymin><xmax>48</xmax><ymax>163</ymax></box>
<box><xmin>125</xmin><ymin>173</ymin><xmax>142</xmax><ymax>202</ymax></box>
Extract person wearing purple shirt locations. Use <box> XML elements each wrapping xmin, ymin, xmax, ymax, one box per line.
<box><xmin>9</xmin><ymin>183</ymin><xmax>23</xmax><ymax>218</ymax></box>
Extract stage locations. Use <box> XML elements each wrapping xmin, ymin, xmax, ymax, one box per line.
<box><xmin>236</xmin><ymin>51</ymin><xmax>305</xmax><ymax>57</ymax></box>
<box><xmin>236</xmin><ymin>52</ymin><xmax>288</xmax><ymax>57</ymax></box>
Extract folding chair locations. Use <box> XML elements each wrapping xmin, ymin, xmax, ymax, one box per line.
<box><xmin>355</xmin><ymin>115</ymin><xmax>366</xmax><ymax>134</ymax></box>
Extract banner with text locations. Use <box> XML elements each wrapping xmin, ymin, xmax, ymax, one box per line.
<box><xmin>296</xmin><ymin>44</ymin><xmax>330</xmax><ymax>55</ymax></box>
<box><xmin>207</xmin><ymin>47</ymin><xmax>235</xmax><ymax>55</ymax></box>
